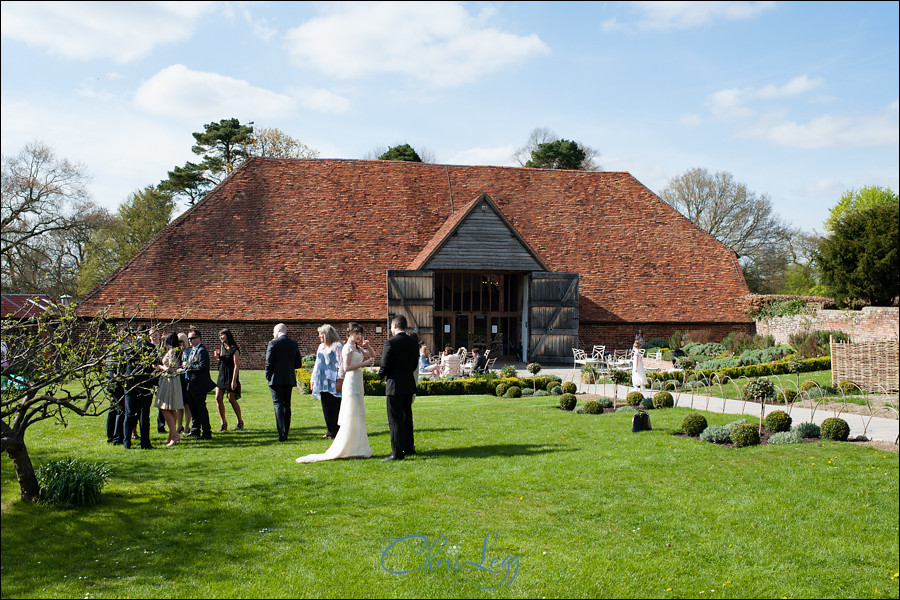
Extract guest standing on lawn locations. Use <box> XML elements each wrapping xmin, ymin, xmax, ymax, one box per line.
<box><xmin>214</xmin><ymin>328</ymin><xmax>244</xmax><ymax>432</ymax></box>
<box><xmin>154</xmin><ymin>332</ymin><xmax>185</xmax><ymax>447</ymax></box>
<box><xmin>310</xmin><ymin>324</ymin><xmax>344</xmax><ymax>440</ymax></box>
<box><xmin>631</xmin><ymin>341</ymin><xmax>647</xmax><ymax>390</ymax></box>
<box><xmin>265</xmin><ymin>323</ymin><xmax>303</xmax><ymax>442</ymax></box>
<box><xmin>184</xmin><ymin>329</ymin><xmax>216</xmax><ymax>440</ymax></box>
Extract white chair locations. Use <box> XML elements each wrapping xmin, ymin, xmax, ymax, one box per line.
<box><xmin>572</xmin><ymin>348</ymin><xmax>589</xmax><ymax>381</ymax></box>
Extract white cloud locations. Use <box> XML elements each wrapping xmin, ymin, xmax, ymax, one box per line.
<box><xmin>447</xmin><ymin>145</ymin><xmax>517</xmax><ymax>167</ymax></box>
<box><xmin>707</xmin><ymin>75</ymin><xmax>824</xmax><ymax>119</ymax></box>
<box><xmin>284</xmin><ymin>2</ymin><xmax>549</xmax><ymax>87</ymax></box>
<box><xmin>289</xmin><ymin>87</ymin><xmax>352</xmax><ymax>115</ymax></box>
<box><xmin>626</xmin><ymin>1</ymin><xmax>776</xmax><ymax>31</ymax></box>
<box><xmin>756</xmin><ymin>75</ymin><xmax>823</xmax><ymax>99</ymax></box>
<box><xmin>747</xmin><ymin>112</ymin><xmax>900</xmax><ymax>149</ymax></box>
<box><xmin>0</xmin><ymin>1</ymin><xmax>215</xmax><ymax>63</ymax></box>
<box><xmin>678</xmin><ymin>113</ymin><xmax>703</xmax><ymax>126</ymax></box>
<box><xmin>133</xmin><ymin>65</ymin><xmax>298</xmax><ymax>120</ymax></box>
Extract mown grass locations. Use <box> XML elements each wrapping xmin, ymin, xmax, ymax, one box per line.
<box><xmin>2</xmin><ymin>370</ymin><xmax>898</xmax><ymax>598</ymax></box>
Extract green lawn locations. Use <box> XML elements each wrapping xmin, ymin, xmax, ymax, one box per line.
<box><xmin>2</xmin><ymin>370</ymin><xmax>898</xmax><ymax>599</ymax></box>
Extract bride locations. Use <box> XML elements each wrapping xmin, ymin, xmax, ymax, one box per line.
<box><xmin>297</xmin><ymin>323</ymin><xmax>374</xmax><ymax>462</ymax></box>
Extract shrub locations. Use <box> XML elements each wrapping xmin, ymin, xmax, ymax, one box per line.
<box><xmin>837</xmin><ymin>379</ymin><xmax>860</xmax><ymax>394</ymax></box>
<box><xmin>644</xmin><ymin>338</ymin><xmax>668</xmax><ymax>350</ymax></box>
<box><xmin>526</xmin><ymin>362</ymin><xmax>542</xmax><ymax>375</ymax></box>
<box><xmin>769</xmin><ymin>430</ymin><xmax>803</xmax><ymax>445</ymax></box>
<box><xmin>699</xmin><ymin>425</ymin><xmax>730</xmax><ymax>444</ymax></box>
<box><xmin>610</xmin><ymin>370</ymin><xmax>631</xmax><ymax>386</ymax></box>
<box><xmin>742</xmin><ymin>377</ymin><xmax>776</xmax><ymax>402</ymax></box>
<box><xmin>559</xmin><ymin>393</ymin><xmax>577</xmax><ymax>411</ymax></box>
<box><xmin>500</xmin><ymin>365</ymin><xmax>517</xmax><ymax>378</ymax></box>
<box><xmin>301</xmin><ymin>353</ymin><xmax>316</xmax><ymax>369</ymax></box>
<box><xmin>723</xmin><ymin>418</ymin><xmax>749</xmax><ymax>435</ymax></box>
<box><xmin>800</xmin><ymin>380</ymin><xmax>818</xmax><ymax>392</ymax></box>
<box><xmin>682</xmin><ymin>413</ymin><xmax>708</xmax><ymax>437</ymax></box>
<box><xmin>295</xmin><ymin>368</ymin><xmax>312</xmax><ymax>394</ymax></box>
<box><xmin>549</xmin><ymin>385</ymin><xmax>562</xmax><ymax>395</ymax></box>
<box><xmin>764</xmin><ymin>410</ymin><xmax>792</xmax><ymax>433</ymax></box>
<box><xmin>675</xmin><ymin>356</ymin><xmax>696</xmax><ymax>370</ymax></box>
<box><xmin>626</xmin><ymin>391</ymin><xmax>644</xmax><ymax>406</ymax></box>
<box><xmin>561</xmin><ymin>381</ymin><xmax>577</xmax><ymax>394</ymax></box>
<box><xmin>793</xmin><ymin>421</ymin><xmax>821</xmax><ymax>439</ymax></box>
<box><xmin>582</xmin><ymin>400</ymin><xmax>603</xmax><ymax>414</ymax></box>
<box><xmin>37</xmin><ymin>459</ymin><xmax>111</xmax><ymax>506</ymax></box>
<box><xmin>777</xmin><ymin>388</ymin><xmax>798</xmax><ymax>404</ymax></box>
<box><xmin>534</xmin><ymin>389</ymin><xmax>550</xmax><ymax>397</ymax></box>
<box><xmin>597</xmin><ymin>397</ymin><xmax>614</xmax><ymax>409</ymax></box>
<box><xmin>820</xmin><ymin>417</ymin><xmax>850</xmax><ymax>441</ymax></box>
<box><xmin>495</xmin><ymin>383</ymin><xmax>509</xmax><ymax>397</ymax></box>
<box><xmin>652</xmin><ymin>391</ymin><xmax>674</xmax><ymax>409</ymax></box>
<box><xmin>522</xmin><ymin>387</ymin><xmax>535</xmax><ymax>396</ymax></box>
<box><xmin>730</xmin><ymin>423</ymin><xmax>760</xmax><ymax>447</ymax></box>
<box><xmin>639</xmin><ymin>396</ymin><xmax>654</xmax><ymax>409</ymax></box>
<box><xmin>503</xmin><ymin>386</ymin><xmax>522</xmax><ymax>399</ymax></box>
<box><xmin>616</xmin><ymin>406</ymin><xmax>636</xmax><ymax>413</ymax></box>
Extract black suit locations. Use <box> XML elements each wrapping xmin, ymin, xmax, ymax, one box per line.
<box><xmin>105</xmin><ymin>343</ymin><xmax>126</xmax><ymax>444</ymax></box>
<box><xmin>378</xmin><ymin>330</ymin><xmax>419</xmax><ymax>458</ymax></box>
<box><xmin>266</xmin><ymin>334</ymin><xmax>302</xmax><ymax>441</ymax></box>
<box><xmin>184</xmin><ymin>343</ymin><xmax>216</xmax><ymax>438</ymax></box>
<box><xmin>123</xmin><ymin>337</ymin><xmax>158</xmax><ymax>449</ymax></box>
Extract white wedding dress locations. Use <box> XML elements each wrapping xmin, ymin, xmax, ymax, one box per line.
<box><xmin>296</xmin><ymin>345</ymin><xmax>372</xmax><ymax>462</ymax></box>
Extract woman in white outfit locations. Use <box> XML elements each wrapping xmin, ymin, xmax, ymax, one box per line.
<box><xmin>296</xmin><ymin>323</ymin><xmax>374</xmax><ymax>463</ymax></box>
<box><xmin>631</xmin><ymin>341</ymin><xmax>648</xmax><ymax>390</ymax></box>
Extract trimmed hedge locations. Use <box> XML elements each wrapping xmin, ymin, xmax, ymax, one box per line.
<box><xmin>648</xmin><ymin>356</ymin><xmax>831</xmax><ymax>386</ymax></box>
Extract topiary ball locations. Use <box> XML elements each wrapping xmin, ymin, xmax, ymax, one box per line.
<box><xmin>777</xmin><ymin>388</ymin><xmax>798</xmax><ymax>404</ymax></box>
<box><xmin>743</xmin><ymin>377</ymin><xmax>775</xmax><ymax>402</ymax></box>
<box><xmin>626</xmin><ymin>391</ymin><xmax>644</xmax><ymax>406</ymax></box>
<box><xmin>503</xmin><ymin>386</ymin><xmax>522</xmax><ymax>399</ymax></box>
<box><xmin>820</xmin><ymin>417</ymin><xmax>850</xmax><ymax>441</ymax></box>
<box><xmin>730</xmin><ymin>423</ymin><xmax>760</xmax><ymax>447</ymax></box>
<box><xmin>559</xmin><ymin>393</ymin><xmax>577</xmax><ymax>411</ymax></box>
<box><xmin>800</xmin><ymin>380</ymin><xmax>818</xmax><ymax>392</ymax></box>
<box><xmin>764</xmin><ymin>410</ymin><xmax>792</xmax><ymax>433</ymax></box>
<box><xmin>682</xmin><ymin>413</ymin><xmax>708</xmax><ymax>437</ymax></box>
<box><xmin>652</xmin><ymin>391</ymin><xmax>674</xmax><ymax>409</ymax></box>
<box><xmin>582</xmin><ymin>400</ymin><xmax>603</xmax><ymax>414</ymax></box>
<box><xmin>639</xmin><ymin>396</ymin><xmax>654</xmax><ymax>410</ymax></box>
<box><xmin>561</xmin><ymin>381</ymin><xmax>577</xmax><ymax>394</ymax></box>
<box><xmin>837</xmin><ymin>379</ymin><xmax>859</xmax><ymax>394</ymax></box>
<box><xmin>495</xmin><ymin>383</ymin><xmax>509</xmax><ymax>397</ymax></box>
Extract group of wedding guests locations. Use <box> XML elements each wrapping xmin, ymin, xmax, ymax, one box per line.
<box><xmin>417</xmin><ymin>345</ymin><xmax>487</xmax><ymax>378</ymax></box>
<box><xmin>105</xmin><ymin>327</ymin><xmax>244</xmax><ymax>449</ymax></box>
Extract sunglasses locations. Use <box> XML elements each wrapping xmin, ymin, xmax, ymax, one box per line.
<box><xmin>188</xmin><ymin>336</ymin><xmax>198</xmax><ymax>340</ymax></box>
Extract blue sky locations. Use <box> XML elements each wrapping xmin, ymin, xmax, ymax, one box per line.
<box><xmin>2</xmin><ymin>1</ymin><xmax>897</xmax><ymax>232</ymax></box>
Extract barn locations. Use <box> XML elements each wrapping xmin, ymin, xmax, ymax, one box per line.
<box><xmin>77</xmin><ymin>158</ymin><xmax>752</xmax><ymax>368</ymax></box>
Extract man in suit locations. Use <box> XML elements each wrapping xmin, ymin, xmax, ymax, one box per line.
<box><xmin>265</xmin><ymin>323</ymin><xmax>302</xmax><ymax>442</ymax></box>
<box><xmin>183</xmin><ymin>328</ymin><xmax>215</xmax><ymax>439</ymax></box>
<box><xmin>378</xmin><ymin>315</ymin><xmax>419</xmax><ymax>461</ymax></box>
<box><xmin>122</xmin><ymin>327</ymin><xmax>158</xmax><ymax>450</ymax></box>
<box><xmin>105</xmin><ymin>329</ymin><xmax>127</xmax><ymax>445</ymax></box>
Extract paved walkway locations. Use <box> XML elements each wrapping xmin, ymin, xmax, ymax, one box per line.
<box><xmin>514</xmin><ymin>365</ymin><xmax>899</xmax><ymax>445</ymax></box>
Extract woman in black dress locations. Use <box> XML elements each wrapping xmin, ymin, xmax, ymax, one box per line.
<box><xmin>214</xmin><ymin>328</ymin><xmax>244</xmax><ymax>431</ymax></box>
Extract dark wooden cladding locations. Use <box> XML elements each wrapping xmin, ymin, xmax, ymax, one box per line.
<box><xmin>386</xmin><ymin>270</ymin><xmax>434</xmax><ymax>351</ymax></box>
<box><xmin>529</xmin><ymin>272</ymin><xmax>579</xmax><ymax>361</ymax></box>
<box><xmin>423</xmin><ymin>202</ymin><xmax>544</xmax><ymax>272</ymax></box>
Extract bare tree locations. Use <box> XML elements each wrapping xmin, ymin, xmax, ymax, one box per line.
<box><xmin>247</xmin><ymin>127</ymin><xmax>320</xmax><ymax>159</ymax></box>
<box><xmin>513</xmin><ymin>127</ymin><xmax>600</xmax><ymax>171</ymax></box>
<box><xmin>659</xmin><ymin>167</ymin><xmax>792</xmax><ymax>292</ymax></box>
<box><xmin>1</xmin><ymin>142</ymin><xmax>103</xmax><ymax>296</ymax></box>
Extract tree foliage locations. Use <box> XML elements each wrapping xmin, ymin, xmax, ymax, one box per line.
<box><xmin>160</xmin><ymin>118</ymin><xmax>253</xmax><ymax>205</ymax></box>
<box><xmin>379</xmin><ymin>144</ymin><xmax>422</xmax><ymax>162</ymax></box>
<box><xmin>1</xmin><ymin>301</ymin><xmax>165</xmax><ymax>501</ymax></box>
<box><xmin>825</xmin><ymin>185</ymin><xmax>898</xmax><ymax>232</ymax></box>
<box><xmin>514</xmin><ymin>127</ymin><xmax>600</xmax><ymax>171</ymax></box>
<box><xmin>1</xmin><ymin>141</ymin><xmax>107</xmax><ymax>297</ymax></box>
<box><xmin>816</xmin><ymin>201</ymin><xmax>899</xmax><ymax>306</ymax></box>
<box><xmin>659</xmin><ymin>167</ymin><xmax>791</xmax><ymax>293</ymax></box>
<box><xmin>77</xmin><ymin>186</ymin><xmax>174</xmax><ymax>295</ymax></box>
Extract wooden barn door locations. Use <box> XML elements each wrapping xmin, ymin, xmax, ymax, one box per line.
<box><xmin>527</xmin><ymin>272</ymin><xmax>579</xmax><ymax>363</ymax></box>
<box><xmin>386</xmin><ymin>270</ymin><xmax>434</xmax><ymax>350</ymax></box>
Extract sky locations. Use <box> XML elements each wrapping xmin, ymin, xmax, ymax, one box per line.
<box><xmin>2</xmin><ymin>1</ymin><xmax>898</xmax><ymax>232</ymax></box>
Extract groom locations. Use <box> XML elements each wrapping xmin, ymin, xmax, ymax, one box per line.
<box><xmin>378</xmin><ymin>315</ymin><xmax>419</xmax><ymax>461</ymax></box>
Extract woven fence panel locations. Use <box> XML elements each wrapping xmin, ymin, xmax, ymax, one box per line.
<box><xmin>831</xmin><ymin>339</ymin><xmax>900</xmax><ymax>392</ymax></box>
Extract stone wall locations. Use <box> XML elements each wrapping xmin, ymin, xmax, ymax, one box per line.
<box><xmin>755</xmin><ymin>307</ymin><xmax>900</xmax><ymax>345</ymax></box>
<box><xmin>579</xmin><ymin>322</ymin><xmax>753</xmax><ymax>354</ymax></box>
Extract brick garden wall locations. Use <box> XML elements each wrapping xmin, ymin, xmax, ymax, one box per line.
<box><xmin>755</xmin><ymin>307</ymin><xmax>900</xmax><ymax>345</ymax></box>
<box><xmin>579</xmin><ymin>322</ymin><xmax>753</xmax><ymax>353</ymax></box>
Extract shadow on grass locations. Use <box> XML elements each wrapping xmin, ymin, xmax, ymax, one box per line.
<box><xmin>419</xmin><ymin>443</ymin><xmax>573</xmax><ymax>459</ymax></box>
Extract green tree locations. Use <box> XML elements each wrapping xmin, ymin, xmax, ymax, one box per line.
<box><xmin>379</xmin><ymin>144</ymin><xmax>422</xmax><ymax>162</ymax></box>
<box><xmin>513</xmin><ymin>127</ymin><xmax>600</xmax><ymax>171</ymax></box>
<box><xmin>77</xmin><ymin>186</ymin><xmax>174</xmax><ymax>295</ymax></box>
<box><xmin>525</xmin><ymin>139</ymin><xmax>586</xmax><ymax>170</ymax></box>
<box><xmin>816</xmin><ymin>202</ymin><xmax>899</xmax><ymax>306</ymax></box>
<box><xmin>825</xmin><ymin>185</ymin><xmax>898</xmax><ymax>232</ymax></box>
<box><xmin>160</xmin><ymin>118</ymin><xmax>254</xmax><ymax>205</ymax></box>
<box><xmin>248</xmin><ymin>127</ymin><xmax>320</xmax><ymax>159</ymax></box>
<box><xmin>778</xmin><ymin>229</ymin><xmax>827</xmax><ymax>296</ymax></box>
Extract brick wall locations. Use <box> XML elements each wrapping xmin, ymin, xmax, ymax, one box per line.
<box><xmin>755</xmin><ymin>307</ymin><xmax>900</xmax><ymax>345</ymax></box>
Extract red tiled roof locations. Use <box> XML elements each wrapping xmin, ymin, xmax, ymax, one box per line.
<box><xmin>1</xmin><ymin>294</ymin><xmax>53</xmax><ymax>319</ymax></box>
<box><xmin>78</xmin><ymin>158</ymin><xmax>751</xmax><ymax>324</ymax></box>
